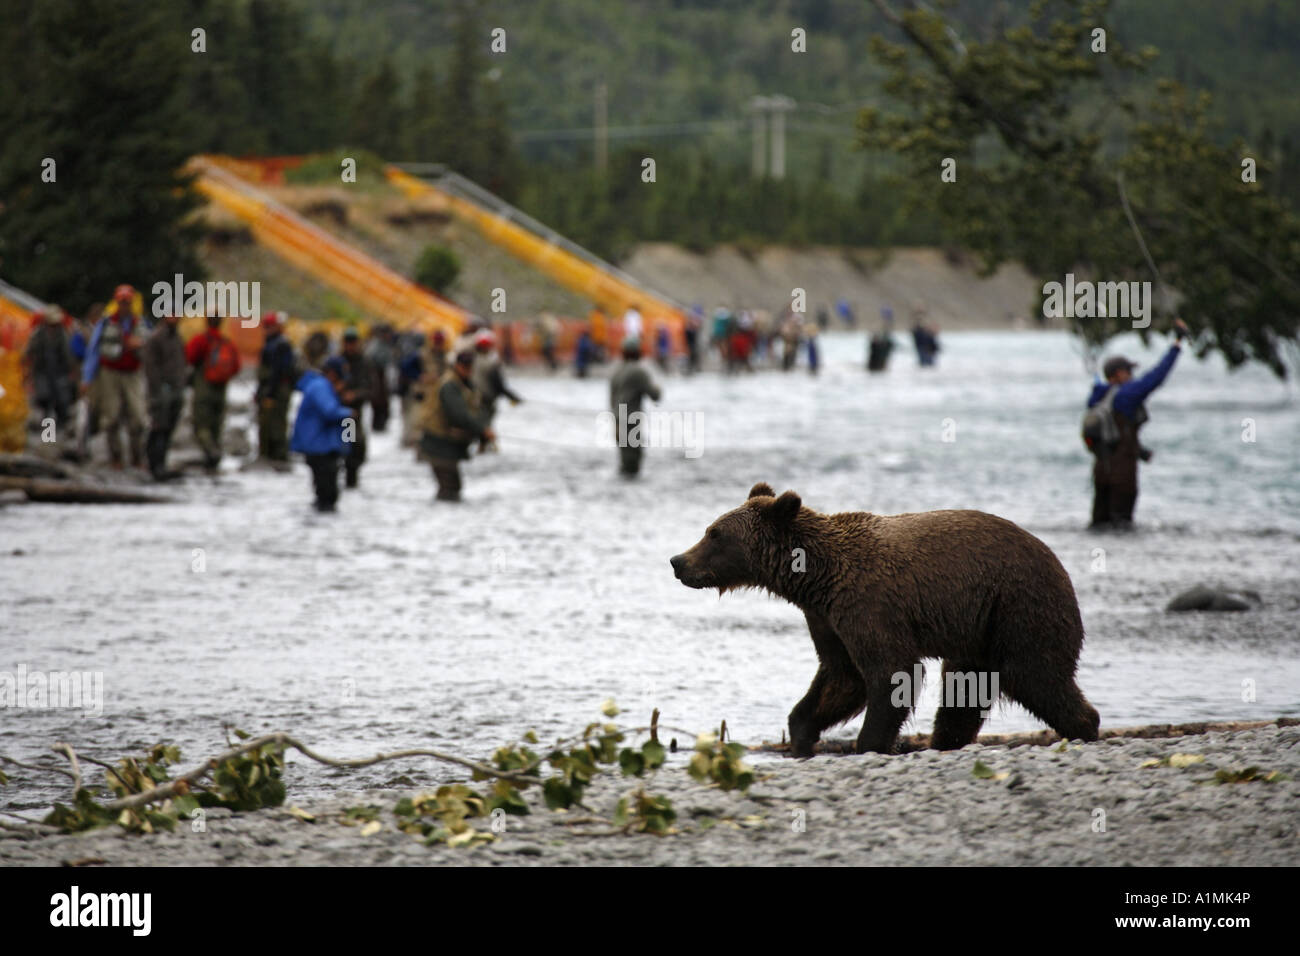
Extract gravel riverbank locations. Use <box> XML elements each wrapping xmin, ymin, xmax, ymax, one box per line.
<box><xmin>4</xmin><ymin>724</ymin><xmax>1296</xmax><ymax>867</ymax></box>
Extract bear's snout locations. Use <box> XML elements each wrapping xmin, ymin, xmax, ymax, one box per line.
<box><xmin>671</xmin><ymin>552</ymin><xmax>706</xmax><ymax>588</ymax></box>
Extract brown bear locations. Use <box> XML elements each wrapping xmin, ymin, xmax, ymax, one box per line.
<box><xmin>670</xmin><ymin>483</ymin><xmax>1101</xmax><ymax>757</ymax></box>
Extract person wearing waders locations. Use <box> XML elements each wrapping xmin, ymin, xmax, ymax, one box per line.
<box><xmin>419</xmin><ymin>349</ymin><xmax>494</xmax><ymax>502</ymax></box>
<box><xmin>254</xmin><ymin>311</ymin><xmax>296</xmax><ymax>470</ymax></box>
<box><xmin>290</xmin><ymin>356</ymin><xmax>356</xmax><ymax>513</ymax></box>
<box><xmin>81</xmin><ymin>285</ymin><xmax>149</xmax><ymax>468</ymax></box>
<box><xmin>470</xmin><ymin>328</ymin><xmax>522</xmax><ymax>433</ymax></box>
<box><xmin>185</xmin><ymin>312</ymin><xmax>241</xmax><ymax>471</ymax></box>
<box><xmin>575</xmin><ymin>327</ymin><xmax>596</xmax><ymax>378</ymax></box>
<box><xmin>609</xmin><ymin>336</ymin><xmax>662</xmax><ymax>477</ymax></box>
<box><xmin>338</xmin><ymin>327</ymin><xmax>372</xmax><ymax>489</ymax></box>
<box><xmin>364</xmin><ymin>323</ymin><xmax>395</xmax><ymax>433</ymax></box>
<box><xmin>23</xmin><ymin>307</ymin><xmax>77</xmax><ymax>432</ymax></box>
<box><xmin>1085</xmin><ymin>318</ymin><xmax>1188</xmax><ymax>529</ymax></box>
<box><xmin>141</xmin><ymin>312</ymin><xmax>188</xmax><ymax>480</ymax></box>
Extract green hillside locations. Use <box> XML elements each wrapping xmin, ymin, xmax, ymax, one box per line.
<box><xmin>302</xmin><ymin>0</ymin><xmax>1300</xmax><ymax>182</ymax></box>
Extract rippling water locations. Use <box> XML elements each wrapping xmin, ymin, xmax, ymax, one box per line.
<box><xmin>2</xmin><ymin>330</ymin><xmax>1298</xmax><ymax>810</ymax></box>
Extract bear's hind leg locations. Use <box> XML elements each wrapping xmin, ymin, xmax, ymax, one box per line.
<box><xmin>1006</xmin><ymin>673</ymin><xmax>1100</xmax><ymax>743</ymax></box>
<box><xmin>930</xmin><ymin>659</ymin><xmax>989</xmax><ymax>750</ymax></box>
<box><xmin>789</xmin><ymin>665</ymin><xmax>866</xmax><ymax>758</ymax></box>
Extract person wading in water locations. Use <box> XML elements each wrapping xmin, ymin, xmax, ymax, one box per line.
<box><xmin>1085</xmin><ymin>317</ymin><xmax>1189</xmax><ymax>529</ymax></box>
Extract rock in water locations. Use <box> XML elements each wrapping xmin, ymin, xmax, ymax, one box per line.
<box><xmin>1166</xmin><ymin>585</ymin><xmax>1260</xmax><ymax>612</ymax></box>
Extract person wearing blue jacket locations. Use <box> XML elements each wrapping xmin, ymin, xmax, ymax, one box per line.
<box><xmin>290</xmin><ymin>357</ymin><xmax>357</xmax><ymax>512</ymax></box>
<box><xmin>1087</xmin><ymin>318</ymin><xmax>1188</xmax><ymax>528</ymax></box>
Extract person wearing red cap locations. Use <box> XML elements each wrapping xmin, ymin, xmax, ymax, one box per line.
<box><xmin>470</xmin><ymin>328</ymin><xmax>522</xmax><ymax>432</ymax></box>
<box><xmin>254</xmin><ymin>311</ymin><xmax>296</xmax><ymax>469</ymax></box>
<box><xmin>81</xmin><ymin>285</ymin><xmax>148</xmax><ymax>468</ymax></box>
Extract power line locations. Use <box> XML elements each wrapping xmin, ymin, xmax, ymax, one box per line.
<box><xmin>513</xmin><ymin>101</ymin><xmax>874</xmax><ymax>143</ymax></box>
<box><xmin>514</xmin><ymin>118</ymin><xmax>743</xmax><ymax>143</ymax></box>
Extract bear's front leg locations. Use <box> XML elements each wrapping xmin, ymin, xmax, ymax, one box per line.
<box><xmin>854</xmin><ymin>675</ymin><xmax>912</xmax><ymax>755</ymax></box>
<box><xmin>788</xmin><ymin>663</ymin><xmax>867</xmax><ymax>758</ymax></box>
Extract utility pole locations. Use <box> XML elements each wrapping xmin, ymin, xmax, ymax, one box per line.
<box><xmin>594</xmin><ymin>82</ymin><xmax>608</xmax><ymax>174</ymax></box>
<box><xmin>767</xmin><ymin>95</ymin><xmax>795</xmax><ymax>181</ymax></box>
<box><xmin>748</xmin><ymin>95</ymin><xmax>770</xmax><ymax>178</ymax></box>
<box><xmin>747</xmin><ymin>94</ymin><xmax>795</xmax><ymax>180</ymax></box>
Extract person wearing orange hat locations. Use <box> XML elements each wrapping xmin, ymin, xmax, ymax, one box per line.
<box><xmin>81</xmin><ymin>284</ymin><xmax>149</xmax><ymax>468</ymax></box>
<box><xmin>254</xmin><ymin>311</ymin><xmax>296</xmax><ymax>469</ymax></box>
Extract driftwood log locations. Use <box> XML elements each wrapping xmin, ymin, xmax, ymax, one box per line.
<box><xmin>0</xmin><ymin>453</ymin><xmax>81</xmax><ymax>481</ymax></box>
<box><xmin>0</xmin><ymin>475</ymin><xmax>171</xmax><ymax>504</ymax></box>
<box><xmin>755</xmin><ymin>717</ymin><xmax>1300</xmax><ymax>755</ymax></box>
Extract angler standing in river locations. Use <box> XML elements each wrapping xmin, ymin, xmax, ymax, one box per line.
<box><xmin>1084</xmin><ymin>318</ymin><xmax>1189</xmax><ymax>529</ymax></box>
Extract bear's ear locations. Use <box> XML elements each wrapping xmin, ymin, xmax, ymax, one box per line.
<box><xmin>748</xmin><ymin>482</ymin><xmax>775</xmax><ymax>500</ymax></box>
<box><xmin>763</xmin><ymin>490</ymin><xmax>802</xmax><ymax>524</ymax></box>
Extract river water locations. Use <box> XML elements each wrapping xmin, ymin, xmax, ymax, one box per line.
<box><xmin>2</xmin><ymin>330</ymin><xmax>1298</xmax><ymax>811</ymax></box>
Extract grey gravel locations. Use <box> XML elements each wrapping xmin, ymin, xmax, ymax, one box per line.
<box><xmin>3</xmin><ymin>726</ymin><xmax>1296</xmax><ymax>866</ymax></box>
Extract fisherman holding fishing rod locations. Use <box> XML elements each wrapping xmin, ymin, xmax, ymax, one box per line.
<box><xmin>1084</xmin><ymin>317</ymin><xmax>1189</xmax><ymax>530</ymax></box>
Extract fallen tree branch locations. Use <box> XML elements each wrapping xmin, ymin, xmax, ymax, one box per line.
<box><xmin>101</xmin><ymin>733</ymin><xmax>544</xmax><ymax>812</ymax></box>
<box><xmin>0</xmin><ymin>754</ymin><xmax>77</xmax><ymax>780</ymax></box>
<box><xmin>52</xmin><ymin>742</ymin><xmax>83</xmax><ymax>796</ymax></box>
<box><xmin>73</xmin><ymin>752</ymin><xmax>131</xmax><ymax>792</ymax></box>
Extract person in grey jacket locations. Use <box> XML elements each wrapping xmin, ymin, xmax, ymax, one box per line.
<box><xmin>609</xmin><ymin>336</ymin><xmax>662</xmax><ymax>477</ymax></box>
<box><xmin>141</xmin><ymin>313</ymin><xmax>189</xmax><ymax>480</ymax></box>
<box><xmin>418</xmin><ymin>349</ymin><xmax>496</xmax><ymax>501</ymax></box>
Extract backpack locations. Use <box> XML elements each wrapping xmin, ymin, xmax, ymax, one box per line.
<box><xmin>203</xmin><ymin>337</ymin><xmax>240</xmax><ymax>384</ymax></box>
<box><xmin>1081</xmin><ymin>385</ymin><xmax>1120</xmax><ymax>455</ymax></box>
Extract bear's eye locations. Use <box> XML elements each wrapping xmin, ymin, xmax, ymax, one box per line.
<box><xmin>707</xmin><ymin>528</ymin><xmax>722</xmax><ymax>541</ymax></box>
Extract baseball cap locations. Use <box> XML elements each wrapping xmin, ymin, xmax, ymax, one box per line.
<box><xmin>1102</xmin><ymin>356</ymin><xmax>1137</xmax><ymax>379</ymax></box>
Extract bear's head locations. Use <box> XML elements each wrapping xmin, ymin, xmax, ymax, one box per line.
<box><xmin>670</xmin><ymin>482</ymin><xmax>804</xmax><ymax>593</ymax></box>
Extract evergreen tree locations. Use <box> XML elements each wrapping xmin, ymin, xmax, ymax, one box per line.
<box><xmin>184</xmin><ymin>0</ymin><xmax>264</xmax><ymax>154</ymax></box>
<box><xmin>0</xmin><ymin>0</ymin><xmax>205</xmax><ymax>315</ymax></box>
<box><xmin>442</xmin><ymin>1</ymin><xmax>488</xmax><ymax>181</ymax></box>
<box><xmin>245</xmin><ymin>0</ymin><xmax>315</xmax><ymax>152</ymax></box>
<box><xmin>408</xmin><ymin>64</ymin><xmax>441</xmax><ymax>161</ymax></box>
<box><xmin>348</xmin><ymin>57</ymin><xmax>404</xmax><ymax>159</ymax></box>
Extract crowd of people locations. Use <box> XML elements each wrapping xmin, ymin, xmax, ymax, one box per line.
<box><xmin>20</xmin><ymin>288</ymin><xmax>1189</xmax><ymax>526</ymax></box>
<box><xmin>18</xmin><ymin>286</ymin><xmax>532</xmax><ymax>508</ymax></box>
<box><xmin>23</xmin><ymin>285</ymin><xmax>245</xmax><ymax>478</ymax></box>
